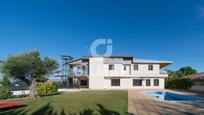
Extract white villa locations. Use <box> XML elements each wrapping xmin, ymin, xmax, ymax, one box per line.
<box><xmin>66</xmin><ymin>55</ymin><xmax>172</xmax><ymax>89</ymax></box>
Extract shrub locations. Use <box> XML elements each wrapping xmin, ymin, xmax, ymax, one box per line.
<box><xmin>165</xmin><ymin>78</ymin><xmax>192</xmax><ymax>89</ymax></box>
<box><xmin>0</xmin><ymin>77</ymin><xmax>12</xmax><ymax>100</ymax></box>
<box><xmin>37</xmin><ymin>80</ymin><xmax>58</xmax><ymax>95</ymax></box>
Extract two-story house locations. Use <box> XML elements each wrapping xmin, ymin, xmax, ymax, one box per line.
<box><xmin>66</xmin><ymin>55</ymin><xmax>172</xmax><ymax>89</ymax></box>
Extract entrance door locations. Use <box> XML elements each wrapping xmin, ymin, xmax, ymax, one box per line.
<box><xmin>68</xmin><ymin>78</ymin><xmax>80</xmax><ymax>88</ymax></box>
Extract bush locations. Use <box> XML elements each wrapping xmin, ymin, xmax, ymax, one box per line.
<box><xmin>0</xmin><ymin>87</ymin><xmax>12</xmax><ymax>100</ymax></box>
<box><xmin>165</xmin><ymin>78</ymin><xmax>192</xmax><ymax>89</ymax></box>
<box><xmin>37</xmin><ymin>80</ymin><xmax>59</xmax><ymax>95</ymax></box>
<box><xmin>0</xmin><ymin>76</ymin><xmax>12</xmax><ymax>100</ymax></box>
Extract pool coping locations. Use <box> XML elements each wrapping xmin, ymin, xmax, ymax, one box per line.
<box><xmin>143</xmin><ymin>90</ymin><xmax>204</xmax><ymax>103</ymax></box>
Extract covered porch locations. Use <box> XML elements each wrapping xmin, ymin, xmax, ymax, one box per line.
<box><xmin>68</xmin><ymin>76</ymin><xmax>89</xmax><ymax>88</ymax></box>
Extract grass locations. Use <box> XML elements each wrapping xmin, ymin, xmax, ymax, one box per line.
<box><xmin>1</xmin><ymin>90</ymin><xmax>128</xmax><ymax>115</ymax></box>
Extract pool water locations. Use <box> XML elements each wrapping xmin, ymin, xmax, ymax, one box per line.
<box><xmin>145</xmin><ymin>91</ymin><xmax>204</xmax><ymax>102</ymax></box>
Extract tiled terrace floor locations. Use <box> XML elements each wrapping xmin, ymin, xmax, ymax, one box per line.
<box><xmin>128</xmin><ymin>90</ymin><xmax>204</xmax><ymax>115</ymax></box>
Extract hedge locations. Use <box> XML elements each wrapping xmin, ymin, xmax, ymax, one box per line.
<box><xmin>165</xmin><ymin>78</ymin><xmax>192</xmax><ymax>89</ymax></box>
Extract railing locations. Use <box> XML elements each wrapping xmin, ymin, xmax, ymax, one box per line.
<box><xmin>69</xmin><ymin>70</ymin><xmax>88</xmax><ymax>76</ymax></box>
<box><xmin>160</xmin><ymin>71</ymin><xmax>168</xmax><ymax>75</ymax></box>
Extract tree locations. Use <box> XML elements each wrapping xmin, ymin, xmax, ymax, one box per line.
<box><xmin>0</xmin><ymin>50</ymin><xmax>59</xmax><ymax>99</ymax></box>
<box><xmin>179</xmin><ymin>66</ymin><xmax>197</xmax><ymax>76</ymax></box>
<box><xmin>0</xmin><ymin>76</ymin><xmax>12</xmax><ymax>99</ymax></box>
<box><xmin>166</xmin><ymin>66</ymin><xmax>197</xmax><ymax>78</ymax></box>
<box><xmin>166</xmin><ymin>70</ymin><xmax>177</xmax><ymax>78</ymax></box>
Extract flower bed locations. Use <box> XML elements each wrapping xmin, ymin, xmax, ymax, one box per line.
<box><xmin>0</xmin><ymin>101</ymin><xmax>24</xmax><ymax>111</ymax></box>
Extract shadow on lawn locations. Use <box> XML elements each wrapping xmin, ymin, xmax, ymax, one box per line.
<box><xmin>1</xmin><ymin>103</ymin><xmax>121</xmax><ymax>115</ymax></box>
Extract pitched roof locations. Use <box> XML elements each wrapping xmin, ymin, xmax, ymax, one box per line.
<box><xmin>133</xmin><ymin>58</ymin><xmax>173</xmax><ymax>68</ymax></box>
<box><xmin>82</xmin><ymin>55</ymin><xmax>133</xmax><ymax>58</ymax></box>
<box><xmin>65</xmin><ymin>55</ymin><xmax>173</xmax><ymax>68</ymax></box>
<box><xmin>133</xmin><ymin>58</ymin><xmax>173</xmax><ymax>64</ymax></box>
<box><xmin>60</xmin><ymin>55</ymin><xmax>73</xmax><ymax>60</ymax></box>
<box><xmin>65</xmin><ymin>58</ymin><xmax>82</xmax><ymax>65</ymax></box>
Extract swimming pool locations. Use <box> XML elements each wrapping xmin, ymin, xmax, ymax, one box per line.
<box><xmin>145</xmin><ymin>91</ymin><xmax>204</xmax><ymax>102</ymax></box>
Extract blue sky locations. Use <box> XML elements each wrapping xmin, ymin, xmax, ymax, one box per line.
<box><xmin>0</xmin><ymin>0</ymin><xmax>204</xmax><ymax>72</ymax></box>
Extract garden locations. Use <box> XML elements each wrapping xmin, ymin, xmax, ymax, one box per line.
<box><xmin>1</xmin><ymin>90</ymin><xmax>128</xmax><ymax>115</ymax></box>
<box><xmin>165</xmin><ymin>66</ymin><xmax>196</xmax><ymax>89</ymax></box>
<box><xmin>0</xmin><ymin>50</ymin><xmax>128</xmax><ymax>115</ymax></box>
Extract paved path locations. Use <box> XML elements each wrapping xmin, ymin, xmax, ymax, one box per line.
<box><xmin>128</xmin><ymin>90</ymin><xmax>204</xmax><ymax>115</ymax></box>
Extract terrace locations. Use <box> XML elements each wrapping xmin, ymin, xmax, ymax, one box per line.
<box><xmin>67</xmin><ymin>58</ymin><xmax>89</xmax><ymax>88</ymax></box>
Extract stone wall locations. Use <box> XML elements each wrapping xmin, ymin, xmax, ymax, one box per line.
<box><xmin>190</xmin><ymin>86</ymin><xmax>204</xmax><ymax>92</ymax></box>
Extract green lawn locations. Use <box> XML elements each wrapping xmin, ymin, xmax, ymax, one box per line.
<box><xmin>1</xmin><ymin>90</ymin><xmax>128</xmax><ymax>115</ymax></box>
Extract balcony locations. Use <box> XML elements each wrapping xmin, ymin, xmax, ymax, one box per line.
<box><xmin>160</xmin><ymin>71</ymin><xmax>168</xmax><ymax>77</ymax></box>
<box><xmin>68</xmin><ymin>64</ymin><xmax>89</xmax><ymax>77</ymax></box>
<box><xmin>69</xmin><ymin>70</ymin><xmax>88</xmax><ymax>76</ymax></box>
<box><xmin>160</xmin><ymin>71</ymin><xmax>168</xmax><ymax>74</ymax></box>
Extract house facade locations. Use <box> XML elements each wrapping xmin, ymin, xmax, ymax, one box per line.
<box><xmin>67</xmin><ymin>55</ymin><xmax>172</xmax><ymax>89</ymax></box>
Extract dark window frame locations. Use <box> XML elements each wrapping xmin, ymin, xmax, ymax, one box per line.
<box><xmin>82</xmin><ymin>66</ymin><xmax>86</xmax><ymax>71</ymax></box>
<box><xmin>146</xmin><ymin>79</ymin><xmax>151</xmax><ymax>86</ymax></box>
<box><xmin>109</xmin><ymin>64</ymin><xmax>114</xmax><ymax>70</ymax></box>
<box><xmin>111</xmin><ymin>79</ymin><xmax>120</xmax><ymax>86</ymax></box>
<box><xmin>133</xmin><ymin>79</ymin><xmax>142</xmax><ymax>86</ymax></box>
<box><xmin>154</xmin><ymin>79</ymin><xmax>159</xmax><ymax>86</ymax></box>
<box><xmin>80</xmin><ymin>80</ymin><xmax>88</xmax><ymax>86</ymax></box>
<box><xmin>134</xmin><ymin>64</ymin><xmax>138</xmax><ymax>70</ymax></box>
<box><xmin>124</xmin><ymin>65</ymin><xmax>127</xmax><ymax>71</ymax></box>
<box><xmin>148</xmin><ymin>64</ymin><xmax>153</xmax><ymax>71</ymax></box>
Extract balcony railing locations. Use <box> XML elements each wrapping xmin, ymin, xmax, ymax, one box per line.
<box><xmin>69</xmin><ymin>70</ymin><xmax>88</xmax><ymax>76</ymax></box>
<box><xmin>160</xmin><ymin>71</ymin><xmax>168</xmax><ymax>75</ymax></box>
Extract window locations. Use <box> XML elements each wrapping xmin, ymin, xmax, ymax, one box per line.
<box><xmin>146</xmin><ymin>79</ymin><xmax>151</xmax><ymax>86</ymax></box>
<box><xmin>80</xmin><ymin>80</ymin><xmax>88</xmax><ymax>86</ymax></box>
<box><xmin>133</xmin><ymin>79</ymin><xmax>142</xmax><ymax>86</ymax></box>
<box><xmin>111</xmin><ymin>79</ymin><xmax>120</xmax><ymax>86</ymax></box>
<box><xmin>148</xmin><ymin>64</ymin><xmax>153</xmax><ymax>71</ymax></box>
<box><xmin>134</xmin><ymin>64</ymin><xmax>138</xmax><ymax>70</ymax></box>
<box><xmin>109</xmin><ymin>64</ymin><xmax>114</xmax><ymax>70</ymax></box>
<box><xmin>82</xmin><ymin>66</ymin><xmax>86</xmax><ymax>71</ymax></box>
<box><xmin>154</xmin><ymin>79</ymin><xmax>159</xmax><ymax>86</ymax></box>
<box><xmin>124</xmin><ymin>65</ymin><xmax>127</xmax><ymax>71</ymax></box>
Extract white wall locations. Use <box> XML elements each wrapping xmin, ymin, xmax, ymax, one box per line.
<box><xmin>131</xmin><ymin>64</ymin><xmax>161</xmax><ymax>77</ymax></box>
<box><xmin>103</xmin><ymin>64</ymin><xmax>129</xmax><ymax>76</ymax></box>
<box><xmin>89</xmin><ymin>58</ymin><xmax>104</xmax><ymax>89</ymax></box>
<box><xmin>104</xmin><ymin>78</ymin><xmax>165</xmax><ymax>89</ymax></box>
<box><xmin>88</xmin><ymin>57</ymin><xmax>166</xmax><ymax>89</ymax></box>
<box><xmin>12</xmin><ymin>90</ymin><xmax>29</xmax><ymax>96</ymax></box>
<box><xmin>143</xmin><ymin>78</ymin><xmax>165</xmax><ymax>89</ymax></box>
<box><xmin>103</xmin><ymin>63</ymin><xmax>167</xmax><ymax>77</ymax></box>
